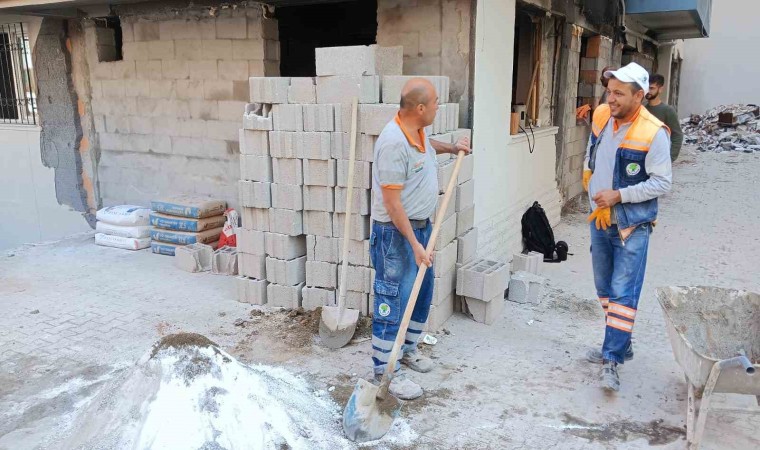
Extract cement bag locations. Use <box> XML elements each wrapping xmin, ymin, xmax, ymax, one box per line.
<box><xmin>150</xmin><ymin>212</ymin><xmax>226</xmax><ymax>232</ymax></box>
<box><xmin>95</xmin><ymin>233</ymin><xmax>151</xmax><ymax>251</ymax></box>
<box><xmin>150</xmin><ymin>227</ymin><xmax>223</xmax><ymax>245</ymax></box>
<box><xmin>151</xmin><ymin>196</ymin><xmax>227</xmax><ymax>219</ymax></box>
<box><xmin>96</xmin><ymin>205</ymin><xmax>151</xmax><ymax>226</ymax></box>
<box><xmin>96</xmin><ymin>221</ymin><xmax>152</xmax><ymax>238</ymax></box>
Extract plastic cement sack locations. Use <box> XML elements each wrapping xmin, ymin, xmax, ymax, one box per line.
<box><xmin>96</xmin><ymin>206</ymin><xmax>151</xmax><ymax>226</ymax></box>
<box><xmin>149</xmin><ymin>213</ymin><xmax>226</xmax><ymax>232</ymax></box>
<box><xmin>152</xmin><ymin>241</ymin><xmax>219</xmax><ymax>256</ymax></box>
<box><xmin>96</xmin><ymin>221</ymin><xmax>152</xmax><ymax>239</ymax></box>
<box><xmin>151</xmin><ymin>196</ymin><xmax>227</xmax><ymax>219</ymax></box>
<box><xmin>150</xmin><ymin>227</ymin><xmax>222</xmax><ymax>245</ymax></box>
<box><xmin>95</xmin><ymin>233</ymin><xmax>151</xmax><ymax>251</ymax></box>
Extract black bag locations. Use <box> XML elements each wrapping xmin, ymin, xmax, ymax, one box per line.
<box><xmin>521</xmin><ymin>201</ymin><xmax>568</xmax><ymax>262</ymax></box>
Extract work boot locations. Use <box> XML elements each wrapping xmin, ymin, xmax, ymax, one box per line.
<box><xmin>374</xmin><ymin>372</ymin><xmax>423</xmax><ymax>400</ymax></box>
<box><xmin>602</xmin><ymin>360</ymin><xmax>620</xmax><ymax>392</ymax></box>
<box><xmin>400</xmin><ymin>350</ymin><xmax>434</xmax><ymax>373</ymax></box>
<box><xmin>586</xmin><ymin>347</ymin><xmax>634</xmax><ymax>364</ymax></box>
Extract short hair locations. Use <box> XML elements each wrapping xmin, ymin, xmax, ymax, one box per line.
<box><xmin>400</xmin><ymin>84</ymin><xmax>431</xmax><ymax>109</ymax></box>
<box><xmin>650</xmin><ymin>74</ymin><xmax>665</xmax><ymax>87</ymax></box>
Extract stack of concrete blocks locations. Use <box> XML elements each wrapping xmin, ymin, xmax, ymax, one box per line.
<box><xmin>578</xmin><ymin>35</ymin><xmax>613</xmax><ymax>109</ymax></box>
<box><xmin>236</xmin><ymin>45</ymin><xmax>476</xmax><ymax>331</ymax></box>
<box><xmin>511</xmin><ymin>251</ymin><xmax>544</xmax><ymax>275</ymax></box>
<box><xmin>456</xmin><ymin>259</ymin><xmax>510</xmax><ymax>325</ymax></box>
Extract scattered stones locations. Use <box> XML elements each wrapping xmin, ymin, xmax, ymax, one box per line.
<box><xmin>682</xmin><ymin>104</ymin><xmax>760</xmax><ymax>153</ymax></box>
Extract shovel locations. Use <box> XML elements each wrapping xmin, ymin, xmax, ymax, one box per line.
<box><xmin>319</xmin><ymin>97</ymin><xmax>361</xmax><ymax>349</ymax></box>
<box><xmin>343</xmin><ymin>149</ymin><xmax>467</xmax><ymax>442</ymax></box>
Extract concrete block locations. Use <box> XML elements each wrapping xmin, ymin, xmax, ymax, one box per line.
<box><xmin>375</xmin><ymin>46</ymin><xmax>403</xmax><ymax>76</ymax></box>
<box><xmin>237</xmin><ymin>228</ymin><xmax>266</xmax><ymax>255</ymax></box>
<box><xmin>456</xmin><ymin>227</ymin><xmax>478</xmax><ymax>264</ymax></box>
<box><xmin>432</xmin><ymin>192</ymin><xmax>456</xmax><ymax>224</ymax></box>
<box><xmin>303</xmin><ymin>104</ymin><xmax>334</xmax><ymax>132</ymax></box>
<box><xmin>339</xmin><ymin>238</ymin><xmax>371</xmax><ymax>267</ymax></box>
<box><xmin>337</xmin><ymin>159</ymin><xmax>372</xmax><ymax>189</ymax></box>
<box><xmin>435</xmin><ymin>212</ymin><xmax>457</xmax><ymax>251</ymax></box>
<box><xmin>436</xmin><ymin>161</ymin><xmax>456</xmax><ymax>195</ymax></box>
<box><xmin>295</xmin><ymin>132</ymin><xmax>332</xmax><ymax>160</ymax></box>
<box><xmin>174</xmin><ymin>243</ymin><xmax>214</xmax><ymax>272</ymax></box>
<box><xmin>211</xmin><ymin>246</ymin><xmax>238</xmax><ymax>275</ymax></box>
<box><xmin>456</xmin><ymin>258</ymin><xmax>509</xmax><ymax>301</ymax></box>
<box><xmin>464</xmin><ymin>294</ymin><xmax>504</xmax><ymax>325</ymax></box>
<box><xmin>305</xmin><ymin>261</ymin><xmax>338</xmax><ymax>288</ymax></box>
<box><xmin>344</xmin><ymin>291</ymin><xmax>369</xmax><ymax>316</ymax></box>
<box><xmin>241</xmin><ymin>207</ymin><xmax>269</xmax><ymax>231</ymax></box>
<box><xmin>358</xmin><ymin>104</ymin><xmax>398</xmax><ymax>135</ymax></box>
<box><xmin>303</xmin><ymin>186</ymin><xmax>334</xmax><ymax>212</ymax></box>
<box><xmin>266</xmin><ymin>255</ymin><xmax>306</xmax><ymax>286</ymax></box>
<box><xmin>268</xmin><ymin>208</ymin><xmax>303</xmax><ymax>236</ymax></box>
<box><xmin>316</xmin><ymin>75</ymin><xmax>380</xmax><ymax>105</ymax></box>
<box><xmin>267</xmin><ymin>282</ymin><xmax>304</xmax><ymax>308</ymax></box>
<box><xmin>511</xmin><ymin>252</ymin><xmax>544</xmax><ymax>275</ymax></box>
<box><xmin>332</xmin><ymin>103</ymin><xmax>352</xmax><ymax>132</ymax></box>
<box><xmin>456</xmin><ymin>206</ymin><xmax>474</xmax><ymax>236</ymax></box>
<box><xmin>303</xmin><ymin>159</ymin><xmax>336</xmax><ymax>186</ymax></box>
<box><xmin>431</xmin><ymin>132</ymin><xmax>453</xmax><ymax>144</ymax></box>
<box><xmin>433</xmin><ymin>104</ymin><xmax>447</xmax><ymax>135</ymax></box>
<box><xmin>424</xmin><ymin>294</ymin><xmax>454</xmax><ymax>332</ymax></box>
<box><xmin>580</xmin><ymin>57</ymin><xmax>605</xmax><ymax>72</ymax></box>
<box><xmin>432</xmin><ymin>268</ymin><xmax>456</xmax><ymax>306</ymax></box>
<box><xmin>446</xmin><ymin>103</ymin><xmax>460</xmax><ymax>131</ymax></box>
<box><xmin>236</xmin><ymin>276</ymin><xmax>268</xmax><ymax>305</ymax></box>
<box><xmin>433</xmin><ymin>240</ymin><xmax>458</xmax><ymax>278</ymax></box>
<box><xmin>307</xmin><ymin>235</ymin><xmax>339</xmax><ymax>263</ymax></box>
<box><xmin>272</xmin><ymin>158</ymin><xmax>303</xmax><ymax>185</ymax></box>
<box><xmin>303</xmin><ymin>211</ymin><xmax>333</xmax><ymax>237</ymax></box>
<box><xmin>334</xmin><ymin>187</ymin><xmax>371</xmax><ymax>215</ymax></box>
<box><xmin>331</xmin><ymin>133</ymin><xmax>374</xmax><ymax>162</ymax></box>
<box><xmin>240</xmin><ymin>129</ymin><xmax>269</xmax><ymax>156</ymax></box>
<box><xmin>338</xmin><ymin>265</ymin><xmax>371</xmax><ymax>293</ymax></box>
<box><xmin>382</xmin><ymin>75</ymin><xmax>449</xmax><ymax>105</ymax></box>
<box><xmin>271</xmin><ymin>183</ymin><xmax>304</xmax><ymax>211</ymax></box>
<box><xmin>315</xmin><ymin>45</ymin><xmax>376</xmax><ymax>76</ymax></box>
<box><xmin>333</xmin><ymin>213</ymin><xmax>370</xmax><ymax>240</ymax></box>
<box><xmin>272</xmin><ymin>104</ymin><xmax>303</xmax><ymax>131</ymax></box>
<box><xmin>508</xmin><ymin>271</ymin><xmax>545</xmax><ymax>305</ymax></box>
<box><xmin>240</xmin><ymin>155</ymin><xmax>272</xmax><ymax>182</ymax></box>
<box><xmin>243</xmin><ymin>109</ymin><xmax>273</xmax><ymax>131</ymax></box>
<box><xmin>249</xmin><ymin>77</ymin><xmax>290</xmax><ymax>103</ymax></box>
<box><xmin>265</xmin><ymin>232</ymin><xmax>307</xmax><ymax>260</ymax></box>
<box><xmin>238</xmin><ymin>180</ymin><xmax>271</xmax><ymax>208</ymax></box>
<box><xmin>269</xmin><ymin>131</ymin><xmax>297</xmax><ymax>158</ymax></box>
<box><xmin>452</xmin><ymin>128</ymin><xmax>471</xmax><ymax>144</ymax></box>
<box><xmin>239</xmin><ymin>253</ymin><xmax>267</xmax><ymax>279</ymax></box>
<box><xmin>456</xmin><ymin>179</ymin><xmax>475</xmax><ymax>211</ymax></box>
<box><xmin>457</xmin><ymin>154</ymin><xmax>474</xmax><ymax>184</ymax></box>
<box><xmin>288</xmin><ymin>77</ymin><xmax>316</xmax><ymax>104</ymax></box>
<box><xmin>302</xmin><ymin>287</ymin><xmax>335</xmax><ymax>310</ymax></box>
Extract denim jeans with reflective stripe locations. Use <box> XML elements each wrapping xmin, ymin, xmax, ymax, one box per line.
<box><xmin>370</xmin><ymin>221</ymin><xmax>434</xmax><ymax>375</ymax></box>
<box><xmin>590</xmin><ymin>222</ymin><xmax>650</xmax><ymax>364</ymax></box>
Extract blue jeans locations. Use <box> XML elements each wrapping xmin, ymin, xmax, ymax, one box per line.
<box><xmin>590</xmin><ymin>222</ymin><xmax>651</xmax><ymax>364</ymax></box>
<box><xmin>370</xmin><ymin>220</ymin><xmax>434</xmax><ymax>375</ymax></box>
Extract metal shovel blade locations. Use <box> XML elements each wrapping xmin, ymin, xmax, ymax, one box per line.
<box><xmin>319</xmin><ymin>306</ymin><xmax>360</xmax><ymax>349</ymax></box>
<box><xmin>343</xmin><ymin>378</ymin><xmax>401</xmax><ymax>442</ymax></box>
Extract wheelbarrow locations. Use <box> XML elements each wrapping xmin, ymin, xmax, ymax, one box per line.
<box><xmin>657</xmin><ymin>286</ymin><xmax>759</xmax><ymax>450</ymax></box>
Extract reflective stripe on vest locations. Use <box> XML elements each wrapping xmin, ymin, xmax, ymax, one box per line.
<box><xmin>591</xmin><ymin>104</ymin><xmax>669</xmax><ymax>153</ymax></box>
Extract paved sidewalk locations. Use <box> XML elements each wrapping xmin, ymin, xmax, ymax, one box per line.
<box><xmin>2</xmin><ymin>148</ymin><xmax>759</xmax><ymax>449</ymax></box>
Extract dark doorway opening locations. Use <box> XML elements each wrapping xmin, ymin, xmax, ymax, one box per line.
<box><xmin>277</xmin><ymin>0</ymin><xmax>378</xmax><ymax>77</ymax></box>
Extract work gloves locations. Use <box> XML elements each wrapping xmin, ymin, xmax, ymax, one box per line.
<box><xmin>583</xmin><ymin>169</ymin><xmax>592</xmax><ymax>192</ymax></box>
<box><xmin>588</xmin><ymin>207</ymin><xmax>612</xmax><ymax>230</ymax></box>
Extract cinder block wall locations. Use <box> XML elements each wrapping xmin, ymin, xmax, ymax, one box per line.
<box><xmin>376</xmin><ymin>0</ymin><xmax>472</xmax><ymax>126</ymax></box>
<box><xmin>89</xmin><ymin>6</ymin><xmax>278</xmax><ymax>208</ymax></box>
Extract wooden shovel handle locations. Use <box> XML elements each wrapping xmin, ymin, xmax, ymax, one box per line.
<box><xmin>378</xmin><ymin>150</ymin><xmax>466</xmax><ymax>399</ymax></box>
<box><xmin>337</xmin><ymin>97</ymin><xmax>359</xmax><ymax>316</ymax></box>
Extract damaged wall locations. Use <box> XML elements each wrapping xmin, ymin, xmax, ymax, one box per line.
<box><xmin>91</xmin><ymin>4</ymin><xmax>277</xmax><ymax>208</ymax></box>
<box><xmin>376</xmin><ymin>0</ymin><xmax>472</xmax><ymax>125</ymax></box>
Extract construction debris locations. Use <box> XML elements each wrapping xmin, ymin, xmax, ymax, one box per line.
<box><xmin>681</xmin><ymin>104</ymin><xmax>760</xmax><ymax>153</ymax></box>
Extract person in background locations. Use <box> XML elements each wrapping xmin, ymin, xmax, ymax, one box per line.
<box><xmin>599</xmin><ymin>66</ymin><xmax>614</xmax><ymax>104</ymax></box>
<box><xmin>646</xmin><ymin>74</ymin><xmax>683</xmax><ymax>161</ymax></box>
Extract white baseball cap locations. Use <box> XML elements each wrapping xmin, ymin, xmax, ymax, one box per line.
<box><xmin>604</xmin><ymin>62</ymin><xmax>649</xmax><ymax>92</ymax></box>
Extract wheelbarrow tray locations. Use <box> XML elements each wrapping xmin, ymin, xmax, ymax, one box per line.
<box><xmin>657</xmin><ymin>286</ymin><xmax>760</xmax><ymax>396</ymax></box>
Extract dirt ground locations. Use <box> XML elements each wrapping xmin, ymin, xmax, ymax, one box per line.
<box><xmin>1</xmin><ymin>146</ymin><xmax>759</xmax><ymax>449</ymax></box>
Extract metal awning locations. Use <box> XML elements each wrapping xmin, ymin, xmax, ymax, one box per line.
<box><xmin>625</xmin><ymin>0</ymin><xmax>712</xmax><ymax>40</ymax></box>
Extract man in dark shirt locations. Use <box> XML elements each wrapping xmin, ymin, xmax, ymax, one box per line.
<box><xmin>645</xmin><ymin>74</ymin><xmax>683</xmax><ymax>161</ymax></box>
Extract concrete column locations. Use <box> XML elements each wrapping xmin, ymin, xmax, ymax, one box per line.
<box><xmin>656</xmin><ymin>43</ymin><xmax>675</xmax><ymax>103</ymax></box>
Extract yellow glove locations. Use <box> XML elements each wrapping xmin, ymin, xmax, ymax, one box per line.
<box><xmin>582</xmin><ymin>169</ymin><xmax>592</xmax><ymax>192</ymax></box>
<box><xmin>587</xmin><ymin>207</ymin><xmax>612</xmax><ymax>230</ymax></box>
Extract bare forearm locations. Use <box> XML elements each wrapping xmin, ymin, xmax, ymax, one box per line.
<box><xmin>384</xmin><ymin>200</ymin><xmax>418</xmax><ymax>246</ymax></box>
<box><xmin>430</xmin><ymin>139</ymin><xmax>454</xmax><ymax>155</ymax></box>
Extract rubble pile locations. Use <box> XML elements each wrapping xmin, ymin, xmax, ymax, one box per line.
<box><xmin>681</xmin><ymin>104</ymin><xmax>760</xmax><ymax>153</ymax></box>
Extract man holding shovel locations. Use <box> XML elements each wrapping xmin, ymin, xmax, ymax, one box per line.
<box><xmin>370</xmin><ymin>78</ymin><xmax>470</xmax><ymax>400</ymax></box>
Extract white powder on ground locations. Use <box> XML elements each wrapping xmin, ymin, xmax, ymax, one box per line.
<box><xmin>62</xmin><ymin>341</ymin><xmax>416</xmax><ymax>450</ymax></box>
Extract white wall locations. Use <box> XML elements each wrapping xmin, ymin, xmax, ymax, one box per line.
<box><xmin>0</xmin><ymin>126</ymin><xmax>91</xmax><ymax>251</ymax></box>
<box><xmin>679</xmin><ymin>0</ymin><xmax>760</xmax><ymax>117</ymax></box>
<box><xmin>471</xmin><ymin>0</ymin><xmax>562</xmax><ymax>262</ymax></box>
